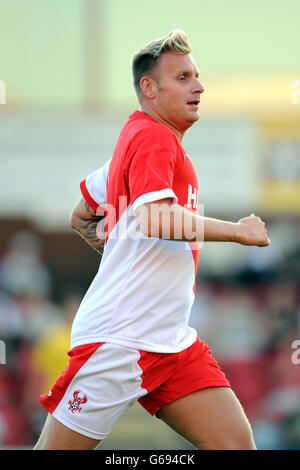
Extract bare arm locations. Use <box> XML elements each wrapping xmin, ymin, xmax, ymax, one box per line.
<box><xmin>135</xmin><ymin>199</ymin><xmax>270</xmax><ymax>247</ymax></box>
<box><xmin>70</xmin><ymin>198</ymin><xmax>106</xmax><ymax>255</ymax></box>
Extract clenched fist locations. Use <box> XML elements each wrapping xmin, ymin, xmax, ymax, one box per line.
<box><xmin>236</xmin><ymin>213</ymin><xmax>271</xmax><ymax>247</ymax></box>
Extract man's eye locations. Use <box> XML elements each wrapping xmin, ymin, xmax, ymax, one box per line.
<box><xmin>178</xmin><ymin>76</ymin><xmax>186</xmax><ymax>81</ymax></box>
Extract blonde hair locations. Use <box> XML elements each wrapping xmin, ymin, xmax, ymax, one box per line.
<box><xmin>132</xmin><ymin>29</ymin><xmax>192</xmax><ymax>102</ymax></box>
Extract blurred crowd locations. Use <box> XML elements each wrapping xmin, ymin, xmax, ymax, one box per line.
<box><xmin>0</xmin><ymin>228</ymin><xmax>299</xmax><ymax>449</ymax></box>
<box><xmin>0</xmin><ymin>230</ymin><xmax>82</xmax><ymax>447</ymax></box>
<box><xmin>190</xmin><ymin>278</ymin><xmax>300</xmax><ymax>449</ymax></box>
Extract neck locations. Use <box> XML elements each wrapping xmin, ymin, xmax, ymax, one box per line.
<box><xmin>140</xmin><ymin>103</ymin><xmax>185</xmax><ymax>143</ymax></box>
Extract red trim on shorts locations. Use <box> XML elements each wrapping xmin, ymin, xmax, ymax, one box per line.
<box><xmin>80</xmin><ymin>179</ymin><xmax>99</xmax><ymax>211</ymax></box>
<box><xmin>40</xmin><ymin>342</ymin><xmax>104</xmax><ymax>414</ymax></box>
<box><xmin>138</xmin><ymin>338</ymin><xmax>231</xmax><ymax>416</ymax></box>
<box><xmin>137</xmin><ymin>349</ymin><xmax>178</xmax><ymax>395</ymax></box>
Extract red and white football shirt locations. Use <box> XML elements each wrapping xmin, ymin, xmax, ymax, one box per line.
<box><xmin>71</xmin><ymin>111</ymin><xmax>200</xmax><ymax>353</ymax></box>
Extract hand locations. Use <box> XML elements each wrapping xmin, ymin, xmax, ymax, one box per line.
<box><xmin>236</xmin><ymin>213</ymin><xmax>271</xmax><ymax>247</ymax></box>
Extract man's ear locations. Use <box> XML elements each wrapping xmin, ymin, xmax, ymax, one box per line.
<box><xmin>140</xmin><ymin>76</ymin><xmax>157</xmax><ymax>99</ymax></box>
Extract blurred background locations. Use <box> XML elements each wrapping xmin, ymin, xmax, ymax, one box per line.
<box><xmin>0</xmin><ymin>0</ymin><xmax>300</xmax><ymax>450</ymax></box>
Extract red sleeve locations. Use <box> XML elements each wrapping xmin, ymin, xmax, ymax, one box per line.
<box><xmin>127</xmin><ymin>125</ymin><xmax>180</xmax><ymax>209</ymax></box>
<box><xmin>80</xmin><ymin>179</ymin><xmax>99</xmax><ymax>211</ymax></box>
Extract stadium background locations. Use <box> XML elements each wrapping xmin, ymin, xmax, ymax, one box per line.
<box><xmin>0</xmin><ymin>0</ymin><xmax>299</xmax><ymax>449</ymax></box>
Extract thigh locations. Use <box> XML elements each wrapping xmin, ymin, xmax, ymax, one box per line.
<box><xmin>34</xmin><ymin>413</ymin><xmax>100</xmax><ymax>450</ymax></box>
<box><xmin>158</xmin><ymin>386</ymin><xmax>256</xmax><ymax>450</ymax></box>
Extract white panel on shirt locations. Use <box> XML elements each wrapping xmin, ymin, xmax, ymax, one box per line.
<box><xmin>85</xmin><ymin>159</ymin><xmax>111</xmax><ymax>206</ymax></box>
<box><xmin>73</xmin><ymin>160</ymin><xmax>197</xmax><ymax>353</ymax></box>
<box><xmin>71</xmin><ymin>202</ymin><xmax>197</xmax><ymax>353</ymax></box>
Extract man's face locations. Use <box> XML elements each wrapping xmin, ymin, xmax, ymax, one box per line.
<box><xmin>150</xmin><ymin>52</ymin><xmax>204</xmax><ymax>131</ymax></box>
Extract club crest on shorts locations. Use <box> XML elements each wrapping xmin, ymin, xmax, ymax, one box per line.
<box><xmin>68</xmin><ymin>390</ymin><xmax>88</xmax><ymax>413</ymax></box>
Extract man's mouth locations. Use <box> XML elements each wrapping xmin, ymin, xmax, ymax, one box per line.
<box><xmin>187</xmin><ymin>99</ymin><xmax>200</xmax><ymax>108</ymax></box>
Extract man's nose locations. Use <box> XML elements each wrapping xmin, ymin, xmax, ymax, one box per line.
<box><xmin>197</xmin><ymin>80</ymin><xmax>205</xmax><ymax>94</ymax></box>
<box><xmin>193</xmin><ymin>78</ymin><xmax>205</xmax><ymax>94</ymax></box>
